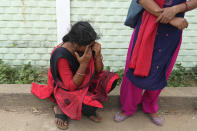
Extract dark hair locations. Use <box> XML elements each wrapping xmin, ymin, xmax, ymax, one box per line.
<box><xmin>62</xmin><ymin>21</ymin><xmax>99</xmax><ymax>46</ymax></box>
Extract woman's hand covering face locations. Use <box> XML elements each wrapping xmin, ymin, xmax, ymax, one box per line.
<box><xmin>75</xmin><ymin>45</ymin><xmax>92</xmax><ymax>65</ymax></box>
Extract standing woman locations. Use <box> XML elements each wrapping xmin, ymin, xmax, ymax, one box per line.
<box><xmin>31</xmin><ymin>21</ymin><xmax>119</xmax><ymax>130</ymax></box>
<box><xmin>115</xmin><ymin>0</ymin><xmax>197</xmax><ymax>126</ymax></box>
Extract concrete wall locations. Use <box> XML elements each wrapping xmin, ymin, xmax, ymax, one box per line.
<box><xmin>70</xmin><ymin>0</ymin><xmax>197</xmax><ymax>70</ymax></box>
<box><xmin>0</xmin><ymin>0</ymin><xmax>197</xmax><ymax>70</ymax></box>
<box><xmin>0</xmin><ymin>0</ymin><xmax>56</xmax><ymax>66</ymax></box>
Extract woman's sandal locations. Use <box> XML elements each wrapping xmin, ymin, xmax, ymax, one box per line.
<box><xmin>114</xmin><ymin>112</ymin><xmax>129</xmax><ymax>122</ymax></box>
<box><xmin>148</xmin><ymin>113</ymin><xmax>163</xmax><ymax>126</ymax></box>
<box><xmin>55</xmin><ymin>114</ymin><xmax>69</xmax><ymax>130</ymax></box>
<box><xmin>151</xmin><ymin>117</ymin><xmax>163</xmax><ymax>126</ymax></box>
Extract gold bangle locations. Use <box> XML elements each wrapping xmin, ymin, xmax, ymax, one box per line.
<box><xmin>76</xmin><ymin>72</ymin><xmax>85</xmax><ymax>76</ymax></box>
<box><xmin>183</xmin><ymin>2</ymin><xmax>189</xmax><ymax>12</ymax></box>
<box><xmin>95</xmin><ymin>55</ymin><xmax>103</xmax><ymax>61</ymax></box>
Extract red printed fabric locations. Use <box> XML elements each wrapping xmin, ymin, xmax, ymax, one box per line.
<box><xmin>129</xmin><ymin>0</ymin><xmax>165</xmax><ymax>77</ymax></box>
<box><xmin>54</xmin><ymin>57</ymin><xmax>101</xmax><ymax>120</ymax></box>
<box><xmin>31</xmin><ymin>69</ymin><xmax>54</xmax><ymax>99</ymax></box>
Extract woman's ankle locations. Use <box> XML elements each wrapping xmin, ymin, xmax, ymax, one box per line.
<box><xmin>150</xmin><ymin>112</ymin><xmax>160</xmax><ymax>118</ymax></box>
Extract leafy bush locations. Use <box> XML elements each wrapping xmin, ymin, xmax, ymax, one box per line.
<box><xmin>115</xmin><ymin>68</ymin><xmax>124</xmax><ymax>86</ymax></box>
<box><xmin>114</xmin><ymin>63</ymin><xmax>197</xmax><ymax>87</ymax></box>
<box><xmin>168</xmin><ymin>63</ymin><xmax>197</xmax><ymax>87</ymax></box>
<box><xmin>0</xmin><ymin>59</ymin><xmax>197</xmax><ymax>87</ymax></box>
<box><xmin>0</xmin><ymin>60</ymin><xmax>47</xmax><ymax>84</ymax></box>
<box><xmin>0</xmin><ymin>60</ymin><xmax>17</xmax><ymax>84</ymax></box>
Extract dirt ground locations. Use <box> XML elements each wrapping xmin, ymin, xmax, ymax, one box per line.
<box><xmin>0</xmin><ymin>94</ymin><xmax>197</xmax><ymax>131</ymax></box>
<box><xmin>0</xmin><ymin>107</ymin><xmax>197</xmax><ymax>131</ymax></box>
<box><xmin>1</xmin><ymin>85</ymin><xmax>197</xmax><ymax>131</ymax></box>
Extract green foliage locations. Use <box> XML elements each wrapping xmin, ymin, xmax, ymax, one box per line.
<box><xmin>115</xmin><ymin>68</ymin><xmax>124</xmax><ymax>86</ymax></box>
<box><xmin>191</xmin><ymin>65</ymin><xmax>197</xmax><ymax>81</ymax></box>
<box><xmin>1</xmin><ymin>59</ymin><xmax>197</xmax><ymax>87</ymax></box>
<box><xmin>113</xmin><ymin>63</ymin><xmax>197</xmax><ymax>87</ymax></box>
<box><xmin>193</xmin><ymin>101</ymin><xmax>197</xmax><ymax>110</ymax></box>
<box><xmin>168</xmin><ymin>63</ymin><xmax>197</xmax><ymax>87</ymax></box>
<box><xmin>104</xmin><ymin>66</ymin><xmax>111</xmax><ymax>71</ymax></box>
<box><xmin>0</xmin><ymin>60</ymin><xmax>47</xmax><ymax>84</ymax></box>
<box><xmin>12</xmin><ymin>43</ymin><xmax>17</xmax><ymax>47</ymax></box>
<box><xmin>0</xmin><ymin>60</ymin><xmax>17</xmax><ymax>84</ymax></box>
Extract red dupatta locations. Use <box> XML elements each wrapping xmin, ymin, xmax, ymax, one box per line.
<box><xmin>129</xmin><ymin>0</ymin><xmax>165</xmax><ymax>77</ymax></box>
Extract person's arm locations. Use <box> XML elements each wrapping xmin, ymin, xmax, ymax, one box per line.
<box><xmin>138</xmin><ymin>0</ymin><xmax>163</xmax><ymax>17</ymax></box>
<box><xmin>174</xmin><ymin>0</ymin><xmax>197</xmax><ymax>13</ymax></box>
<box><xmin>139</xmin><ymin>0</ymin><xmax>189</xmax><ymax>30</ymax></box>
<box><xmin>92</xmin><ymin>42</ymin><xmax>103</xmax><ymax>73</ymax></box>
<box><xmin>74</xmin><ymin>45</ymin><xmax>92</xmax><ymax>87</ymax></box>
<box><xmin>94</xmin><ymin>54</ymin><xmax>104</xmax><ymax>73</ymax></box>
<box><xmin>72</xmin><ymin>63</ymin><xmax>88</xmax><ymax>87</ymax></box>
<box><xmin>57</xmin><ymin>58</ymin><xmax>83</xmax><ymax>91</ymax></box>
<box><xmin>58</xmin><ymin>45</ymin><xmax>94</xmax><ymax>89</ymax></box>
<box><xmin>156</xmin><ymin>0</ymin><xmax>197</xmax><ymax>23</ymax></box>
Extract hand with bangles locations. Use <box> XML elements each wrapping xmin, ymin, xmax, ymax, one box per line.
<box><xmin>156</xmin><ymin>0</ymin><xmax>197</xmax><ymax>29</ymax></box>
<box><xmin>156</xmin><ymin>4</ymin><xmax>188</xmax><ymax>30</ymax></box>
<box><xmin>138</xmin><ymin>0</ymin><xmax>190</xmax><ymax>30</ymax></box>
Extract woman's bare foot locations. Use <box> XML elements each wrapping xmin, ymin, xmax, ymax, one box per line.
<box><xmin>149</xmin><ymin>113</ymin><xmax>163</xmax><ymax>126</ymax></box>
<box><xmin>88</xmin><ymin>113</ymin><xmax>102</xmax><ymax>123</ymax></box>
<box><xmin>54</xmin><ymin>106</ymin><xmax>68</xmax><ymax>130</ymax></box>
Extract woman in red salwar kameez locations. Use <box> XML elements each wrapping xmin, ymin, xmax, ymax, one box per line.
<box><xmin>31</xmin><ymin>21</ymin><xmax>119</xmax><ymax>130</ymax></box>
